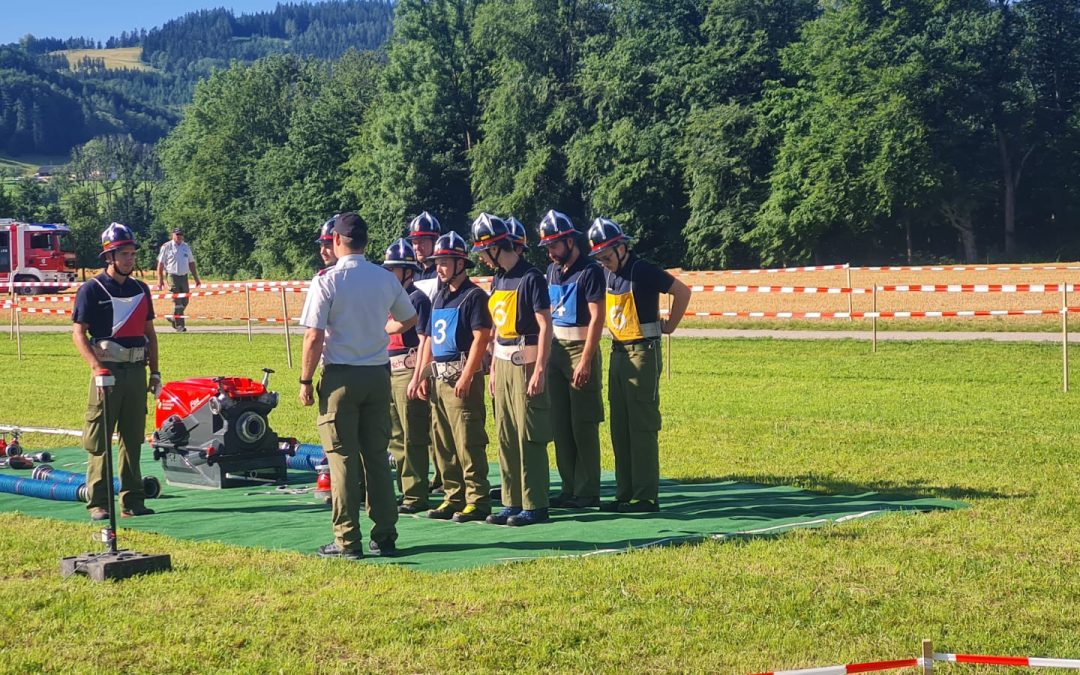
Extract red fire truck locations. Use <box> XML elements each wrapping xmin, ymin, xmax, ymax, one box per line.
<box><xmin>0</xmin><ymin>219</ymin><xmax>77</xmax><ymax>294</ymax></box>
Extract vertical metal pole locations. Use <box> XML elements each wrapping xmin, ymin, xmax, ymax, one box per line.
<box><xmin>1063</xmin><ymin>282</ymin><xmax>1069</xmax><ymax>393</ymax></box>
<box><xmin>665</xmin><ymin>292</ymin><xmax>672</xmax><ymax>381</ymax></box>
<box><xmin>872</xmin><ymin>284</ymin><xmax>878</xmax><ymax>353</ymax></box>
<box><xmin>280</xmin><ymin>286</ymin><xmax>293</xmax><ymax>369</ymax></box>
<box><xmin>245</xmin><ymin>284</ymin><xmax>253</xmax><ymax>343</ymax></box>
<box><xmin>97</xmin><ymin>375</ymin><xmax>118</xmax><ymax>554</ymax></box>
<box><xmin>846</xmin><ymin>265</ymin><xmax>853</xmax><ymax>320</ymax></box>
<box><xmin>921</xmin><ymin>639</ymin><xmax>934</xmax><ymax>675</ymax></box>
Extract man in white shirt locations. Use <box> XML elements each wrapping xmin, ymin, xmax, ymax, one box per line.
<box><xmin>156</xmin><ymin>228</ymin><xmax>201</xmax><ymax>332</ymax></box>
<box><xmin>298</xmin><ymin>212</ymin><xmax>418</xmax><ymax>560</ymax></box>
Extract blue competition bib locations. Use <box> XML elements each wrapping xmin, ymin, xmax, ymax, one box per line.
<box><xmin>549</xmin><ymin>282</ymin><xmax>579</xmax><ymax>327</ymax></box>
<box><xmin>430</xmin><ymin>307</ymin><xmax>461</xmax><ymax>360</ymax></box>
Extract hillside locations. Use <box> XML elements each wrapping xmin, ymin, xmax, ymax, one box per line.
<box><xmin>0</xmin><ymin>47</ymin><xmax>176</xmax><ymax>157</ymax></box>
<box><xmin>0</xmin><ymin>1</ymin><xmax>394</xmax><ymax>162</ymax></box>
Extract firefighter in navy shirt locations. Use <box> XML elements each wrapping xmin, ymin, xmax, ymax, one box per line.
<box><xmin>382</xmin><ymin>239</ymin><xmax>434</xmax><ymax>513</ymax></box>
<box><xmin>406</xmin><ymin>211</ymin><xmax>442</xmax><ymax>301</ymax></box>
<box><xmin>416</xmin><ymin>232</ymin><xmax>493</xmax><ymax>522</ymax></box>
<box><xmin>405</xmin><ymin>210</ymin><xmax>444</xmax><ymax>493</ymax></box>
<box><xmin>538</xmin><ymin>210</ymin><xmax>606</xmax><ymax>509</ymax></box>
<box><xmin>72</xmin><ymin>223</ymin><xmax>159</xmax><ymax>520</ymax></box>
<box><xmin>472</xmin><ymin>213</ymin><xmax>554</xmax><ymax>527</ymax></box>
<box><xmin>588</xmin><ymin>218</ymin><xmax>692</xmax><ymax>513</ymax></box>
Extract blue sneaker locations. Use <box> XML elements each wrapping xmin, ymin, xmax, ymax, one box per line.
<box><xmin>507</xmin><ymin>508</ymin><xmax>549</xmax><ymax>527</ymax></box>
<box><xmin>485</xmin><ymin>506</ymin><xmax>522</xmax><ymax>525</ymax></box>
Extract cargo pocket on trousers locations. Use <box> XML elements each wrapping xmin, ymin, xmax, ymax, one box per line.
<box><xmin>524</xmin><ymin>391</ymin><xmax>552</xmax><ymax>444</ymax></box>
<box><xmin>627</xmin><ymin>354</ymin><xmax>662</xmax><ymax>433</ymax></box>
<box><xmin>82</xmin><ymin>406</ymin><xmax>104</xmax><ymax>453</ymax></box>
<box><xmin>462</xmin><ymin>409</ymin><xmax>488</xmax><ymax>448</ymax></box>
<box><xmin>316</xmin><ymin>412</ymin><xmax>342</xmax><ymax>455</ymax></box>
<box><xmin>406</xmin><ymin>400</ymin><xmax>432</xmax><ymax>447</ymax></box>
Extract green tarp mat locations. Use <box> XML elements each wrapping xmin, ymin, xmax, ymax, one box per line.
<box><xmin>0</xmin><ymin>447</ymin><xmax>965</xmax><ymax>572</ymax></box>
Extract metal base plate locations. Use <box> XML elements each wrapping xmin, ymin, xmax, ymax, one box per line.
<box><xmin>60</xmin><ymin>551</ymin><xmax>172</xmax><ymax>581</ymax></box>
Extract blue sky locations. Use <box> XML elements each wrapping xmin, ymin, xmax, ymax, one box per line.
<box><xmin>2</xmin><ymin>1</ymin><xmax>287</xmax><ymax>46</ymax></box>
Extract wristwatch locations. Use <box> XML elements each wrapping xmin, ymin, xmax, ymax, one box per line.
<box><xmin>299</xmin><ymin>378</ymin><xmax>313</xmax><ymax>385</ymax></box>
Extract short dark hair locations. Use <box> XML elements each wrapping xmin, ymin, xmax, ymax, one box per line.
<box><xmin>334</xmin><ymin>212</ymin><xmax>368</xmax><ymax>250</ymax></box>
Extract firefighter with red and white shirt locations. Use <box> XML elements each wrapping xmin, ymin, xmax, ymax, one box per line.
<box><xmin>72</xmin><ymin>223</ymin><xmax>160</xmax><ymax>521</ymax></box>
<box><xmin>382</xmin><ymin>238</ymin><xmax>434</xmax><ymax>513</ymax></box>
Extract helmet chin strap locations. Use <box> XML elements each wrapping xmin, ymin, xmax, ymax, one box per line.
<box><xmin>614</xmin><ymin>244</ymin><xmax>628</xmax><ymax>270</ymax></box>
<box><xmin>107</xmin><ymin>252</ymin><xmax>132</xmax><ymax>278</ymax></box>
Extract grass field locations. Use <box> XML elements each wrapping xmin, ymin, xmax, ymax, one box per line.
<box><xmin>0</xmin><ymin>334</ymin><xmax>1078</xmax><ymax>671</ymax></box>
<box><xmin>51</xmin><ymin>46</ymin><xmax>154</xmax><ymax>72</ymax></box>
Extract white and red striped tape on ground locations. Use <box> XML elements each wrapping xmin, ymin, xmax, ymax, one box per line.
<box><xmin>754</xmin><ymin>652</ymin><xmax>1080</xmax><ymax>674</ymax></box>
<box><xmin>934</xmin><ymin>652</ymin><xmax>1080</xmax><ymax>668</ymax></box>
<box><xmin>752</xmin><ymin>658</ymin><xmax>922</xmax><ymax>674</ymax></box>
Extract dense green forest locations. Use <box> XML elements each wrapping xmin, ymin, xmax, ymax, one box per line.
<box><xmin>0</xmin><ymin>47</ymin><xmax>176</xmax><ymax>155</ymax></box>
<box><xmin>2</xmin><ymin>1</ymin><xmax>394</xmax><ymax>150</ymax></box>
<box><xmin>6</xmin><ymin>0</ymin><xmax>1080</xmax><ymax>275</ymax></box>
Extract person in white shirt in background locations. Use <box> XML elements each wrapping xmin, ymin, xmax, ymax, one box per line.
<box><xmin>156</xmin><ymin>228</ymin><xmax>202</xmax><ymax>332</ymax></box>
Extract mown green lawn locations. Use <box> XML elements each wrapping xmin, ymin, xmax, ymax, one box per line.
<box><xmin>0</xmin><ymin>333</ymin><xmax>1078</xmax><ymax>672</ymax></box>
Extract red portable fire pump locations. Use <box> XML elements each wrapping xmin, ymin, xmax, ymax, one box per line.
<box><xmin>151</xmin><ymin>369</ymin><xmax>296</xmax><ymax>489</ymax></box>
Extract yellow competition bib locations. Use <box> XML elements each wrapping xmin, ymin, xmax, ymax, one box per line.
<box><xmin>605</xmin><ymin>291</ymin><xmax>644</xmax><ymax>342</ymax></box>
<box><xmin>489</xmin><ymin>289</ymin><xmax>520</xmax><ymax>340</ymax></box>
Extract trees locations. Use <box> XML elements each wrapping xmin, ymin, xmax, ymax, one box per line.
<box><xmin>343</xmin><ymin>0</ymin><xmax>488</xmax><ymax>247</ymax></box>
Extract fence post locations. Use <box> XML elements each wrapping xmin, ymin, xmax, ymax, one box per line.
<box><xmin>872</xmin><ymin>283</ymin><xmax>878</xmax><ymax>353</ymax></box>
<box><xmin>245</xmin><ymin>284</ymin><xmax>253</xmax><ymax>343</ymax></box>
<box><xmin>1063</xmin><ymin>282</ymin><xmax>1069</xmax><ymax>393</ymax></box>
<box><xmin>846</xmin><ymin>264</ymin><xmax>853</xmax><ymax>321</ymax></box>
<box><xmin>14</xmin><ymin>295</ymin><xmax>22</xmax><ymax>361</ymax></box>
<box><xmin>280</xmin><ymin>286</ymin><xmax>293</xmax><ymax>369</ymax></box>
<box><xmin>921</xmin><ymin>638</ymin><xmax>934</xmax><ymax>675</ymax></box>
<box><xmin>8</xmin><ymin>277</ymin><xmax>14</xmax><ymax>339</ymax></box>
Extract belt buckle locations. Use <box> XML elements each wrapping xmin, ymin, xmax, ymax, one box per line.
<box><xmin>510</xmin><ymin>350</ymin><xmax>525</xmax><ymax>366</ymax></box>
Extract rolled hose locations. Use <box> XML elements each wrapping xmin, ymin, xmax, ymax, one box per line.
<box><xmin>31</xmin><ymin>465</ymin><xmax>161</xmax><ymax>499</ymax></box>
<box><xmin>286</xmin><ymin>452</ymin><xmax>326</xmax><ymax>472</ymax></box>
<box><xmin>0</xmin><ymin>473</ymin><xmax>86</xmax><ymax>502</ymax></box>
<box><xmin>291</xmin><ymin>443</ymin><xmax>395</xmax><ymax>472</ymax></box>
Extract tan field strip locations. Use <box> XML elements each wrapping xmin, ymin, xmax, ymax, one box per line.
<box><xmin>9</xmin><ymin>263</ymin><xmax>1080</xmax><ymax>332</ymax></box>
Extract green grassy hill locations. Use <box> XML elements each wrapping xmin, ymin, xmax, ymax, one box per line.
<box><xmin>52</xmin><ymin>46</ymin><xmax>155</xmax><ymax>72</ymax></box>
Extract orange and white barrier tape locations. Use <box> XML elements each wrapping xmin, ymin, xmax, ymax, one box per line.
<box><xmin>2</xmin><ymin>306</ymin><xmax>73</xmax><ymax>315</ymax></box>
<box><xmin>934</xmin><ymin>652</ymin><xmax>1080</xmax><ymax>668</ymax></box>
<box><xmin>17</xmin><ymin>295</ymin><xmax>75</xmax><ymax>303</ymax></box>
<box><xmin>161</xmin><ymin>314</ymin><xmax>300</xmax><ymax>324</ymax></box>
<box><xmin>855</xmin><ymin>263</ymin><xmax>1080</xmax><ymax>273</ymax></box>
<box><xmin>677</xmin><ymin>263</ymin><xmax>849</xmax><ymax>276</ymax></box>
<box><xmin>668</xmin><ymin>309</ymin><xmax>1065</xmax><ymax>319</ymax></box>
<box><xmin>688</xmin><ymin>284</ymin><xmax>1076</xmax><ymax>295</ymax></box>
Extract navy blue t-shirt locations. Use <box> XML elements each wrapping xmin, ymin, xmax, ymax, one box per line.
<box><xmin>491</xmin><ymin>258</ymin><xmax>550</xmax><ymax>346</ymax></box>
<box><xmin>72</xmin><ymin>273</ymin><xmax>155</xmax><ymax>348</ymax></box>
<box><xmin>389</xmin><ymin>285</ymin><xmax>432</xmax><ymax>356</ymax></box>
<box><xmin>416</xmin><ymin>263</ymin><xmax>438</xmax><ymax>282</ymax></box>
<box><xmin>604</xmin><ymin>254</ymin><xmax>675</xmax><ymax>328</ymax></box>
<box><xmin>429</xmin><ymin>279</ymin><xmax>492</xmax><ymax>362</ymax></box>
<box><xmin>547</xmin><ymin>254</ymin><xmax>604</xmax><ymax>328</ymax></box>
